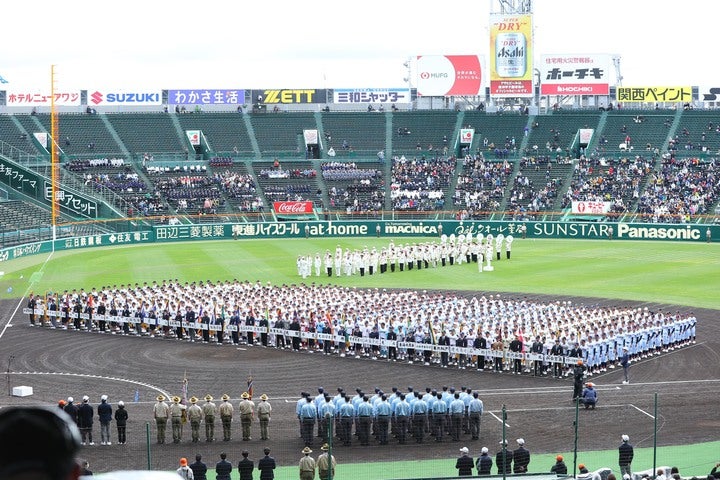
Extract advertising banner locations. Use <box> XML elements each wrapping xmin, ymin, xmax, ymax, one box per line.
<box><xmin>272</xmin><ymin>201</ymin><xmax>314</xmax><ymax>214</ymax></box>
<box><xmin>251</xmin><ymin>89</ymin><xmax>326</xmax><ymax>104</ymax></box>
<box><xmin>303</xmin><ymin>130</ymin><xmax>318</xmax><ymax>145</ymax></box>
<box><xmin>333</xmin><ymin>88</ymin><xmax>411</xmax><ymax>104</ymax></box>
<box><xmin>699</xmin><ymin>86</ymin><xmax>720</xmax><ymax>103</ymax></box>
<box><xmin>489</xmin><ymin>13</ymin><xmax>533</xmax><ymax>97</ymax></box>
<box><xmin>579</xmin><ymin>128</ymin><xmax>594</xmax><ymax>144</ymax></box>
<box><xmin>186</xmin><ymin>130</ymin><xmax>201</xmax><ymax>146</ymax></box>
<box><xmin>167</xmin><ymin>89</ymin><xmax>244</xmax><ymax>105</ymax></box>
<box><xmin>459</xmin><ymin>128</ymin><xmax>475</xmax><ymax>144</ymax></box>
<box><xmin>540</xmin><ymin>54</ymin><xmax>611</xmax><ymax>95</ymax></box>
<box><xmin>616</xmin><ymin>86</ymin><xmax>692</xmax><ymax>103</ymax></box>
<box><xmin>5</xmin><ymin>90</ymin><xmax>81</xmax><ymax>106</ymax></box>
<box><xmin>571</xmin><ymin>201</ymin><xmax>611</xmax><ymax>215</ymax></box>
<box><xmin>88</xmin><ymin>90</ymin><xmax>163</xmax><ymax>106</ymax></box>
<box><xmin>416</xmin><ymin>55</ymin><xmax>483</xmax><ymax>96</ymax></box>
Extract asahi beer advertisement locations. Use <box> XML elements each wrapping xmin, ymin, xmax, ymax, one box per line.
<box><xmin>489</xmin><ymin>13</ymin><xmax>533</xmax><ymax>97</ymax></box>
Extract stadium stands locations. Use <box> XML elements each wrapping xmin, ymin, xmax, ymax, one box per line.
<box><xmin>320</xmin><ymin>111</ymin><xmax>386</xmax><ymax>157</ymax></box>
<box><xmin>1</xmin><ymin>108</ymin><xmax>719</xmax><ymax>225</ymax></box>
<box><xmin>176</xmin><ymin>112</ymin><xmax>254</xmax><ymax>156</ymax></box>
<box><xmin>107</xmin><ymin>113</ymin><xmax>185</xmax><ymax>156</ymax></box>
<box><xmin>249</xmin><ymin>111</ymin><xmax>316</xmax><ymax>157</ymax></box>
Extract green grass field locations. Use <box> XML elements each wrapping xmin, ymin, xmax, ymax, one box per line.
<box><xmin>2</xmin><ymin>238</ymin><xmax>718</xmax><ymax>310</ymax></box>
<box><xmin>2</xmin><ymin>237</ymin><xmax>719</xmax><ymax>479</ymax></box>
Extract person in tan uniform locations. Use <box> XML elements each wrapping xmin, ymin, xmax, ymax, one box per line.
<box><xmin>187</xmin><ymin>396</ymin><xmax>203</xmax><ymax>443</ymax></box>
<box><xmin>218</xmin><ymin>394</ymin><xmax>234</xmax><ymax>441</ymax></box>
<box><xmin>299</xmin><ymin>446</ymin><xmax>316</xmax><ymax>480</ymax></box>
<box><xmin>170</xmin><ymin>395</ymin><xmax>187</xmax><ymax>443</ymax></box>
<box><xmin>202</xmin><ymin>394</ymin><xmax>217</xmax><ymax>442</ymax></box>
<box><xmin>153</xmin><ymin>394</ymin><xmax>170</xmax><ymax>444</ymax></box>
<box><xmin>256</xmin><ymin>394</ymin><xmax>272</xmax><ymax>441</ymax></box>
<box><xmin>316</xmin><ymin>443</ymin><xmax>336</xmax><ymax>480</ymax></box>
<box><xmin>237</xmin><ymin>392</ymin><xmax>255</xmax><ymax>441</ymax></box>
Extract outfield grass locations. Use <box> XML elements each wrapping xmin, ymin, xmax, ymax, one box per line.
<box><xmin>1</xmin><ymin>238</ymin><xmax>718</xmax><ymax>310</ymax></box>
<box><xmin>2</xmin><ymin>237</ymin><xmax>718</xmax><ymax>479</ymax></box>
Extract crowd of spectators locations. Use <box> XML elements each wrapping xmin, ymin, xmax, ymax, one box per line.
<box><xmin>390</xmin><ymin>155</ymin><xmax>456</xmax><ymax>211</ymax></box>
<box><xmin>258</xmin><ymin>168</ymin><xmax>316</xmax><ymax>179</ymax></box>
<box><xmin>563</xmin><ymin>156</ymin><xmax>655</xmax><ymax>217</ymax></box>
<box><xmin>636</xmin><ymin>157</ymin><xmax>719</xmax><ymax>223</ymax></box>
<box><xmin>322</xmin><ymin>161</ymin><xmax>385</xmax><ymax>215</ymax></box>
<box><xmin>452</xmin><ymin>154</ymin><xmax>509</xmax><ymax>219</ymax></box>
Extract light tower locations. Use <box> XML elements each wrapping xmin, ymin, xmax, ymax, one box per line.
<box><xmin>495</xmin><ymin>0</ymin><xmax>532</xmax><ymax>14</ymax></box>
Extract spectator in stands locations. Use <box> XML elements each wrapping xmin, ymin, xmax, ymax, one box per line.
<box><xmin>367</xmin><ymin>104</ymin><xmax>374</xmax><ymax>112</ymax></box>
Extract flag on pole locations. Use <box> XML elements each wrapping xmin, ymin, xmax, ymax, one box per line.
<box><xmin>134</xmin><ymin>390</ymin><xmax>140</xmax><ymax>403</ymax></box>
<box><xmin>181</xmin><ymin>372</ymin><xmax>188</xmax><ymax>404</ymax></box>
<box><xmin>427</xmin><ymin>321</ymin><xmax>437</xmax><ymax>345</ymax></box>
<box><xmin>181</xmin><ymin>372</ymin><xmax>189</xmax><ymax>424</ymax></box>
<box><xmin>247</xmin><ymin>374</ymin><xmax>254</xmax><ymax>399</ymax></box>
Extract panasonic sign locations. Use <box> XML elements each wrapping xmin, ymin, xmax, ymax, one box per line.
<box><xmin>617</xmin><ymin>223</ymin><xmax>701</xmax><ymax>240</ymax></box>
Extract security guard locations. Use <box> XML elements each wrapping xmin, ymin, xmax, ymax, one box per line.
<box><xmin>153</xmin><ymin>394</ymin><xmax>170</xmax><ymax>444</ymax></box>
<box><xmin>187</xmin><ymin>396</ymin><xmax>203</xmax><ymax>443</ymax></box>
<box><xmin>238</xmin><ymin>392</ymin><xmax>255</xmax><ymax>441</ymax></box>
<box><xmin>169</xmin><ymin>396</ymin><xmax>186</xmax><ymax>443</ymax></box>
<box><xmin>218</xmin><ymin>394</ymin><xmax>234</xmax><ymax>441</ymax></box>
<box><xmin>202</xmin><ymin>394</ymin><xmax>217</xmax><ymax>442</ymax></box>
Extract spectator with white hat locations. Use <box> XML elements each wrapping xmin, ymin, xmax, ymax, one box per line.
<box><xmin>97</xmin><ymin>394</ymin><xmax>113</xmax><ymax>445</ymax></box>
<box><xmin>477</xmin><ymin>446</ymin><xmax>493</xmax><ymax>475</ymax></box>
<box><xmin>513</xmin><ymin>438</ymin><xmax>531</xmax><ymax>473</ymax></box>
<box><xmin>619</xmin><ymin>434</ymin><xmax>634</xmax><ymax>477</ymax></box>
<box><xmin>456</xmin><ymin>446</ymin><xmax>474</xmax><ymax>476</ymax></box>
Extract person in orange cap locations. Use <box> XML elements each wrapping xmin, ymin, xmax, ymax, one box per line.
<box><xmin>177</xmin><ymin>457</ymin><xmax>194</xmax><ymax>479</ymax></box>
<box><xmin>551</xmin><ymin>455</ymin><xmax>568</xmax><ymax>475</ymax></box>
<box><xmin>581</xmin><ymin>382</ymin><xmax>598</xmax><ymax>409</ymax></box>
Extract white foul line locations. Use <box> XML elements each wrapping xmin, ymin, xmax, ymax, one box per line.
<box><xmin>489</xmin><ymin>411</ymin><xmax>511</xmax><ymax>428</ymax></box>
<box><xmin>629</xmin><ymin>404</ymin><xmax>655</xmax><ymax>419</ymax></box>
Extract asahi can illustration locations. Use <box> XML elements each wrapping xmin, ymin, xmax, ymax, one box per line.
<box><xmin>495</xmin><ymin>32</ymin><xmax>526</xmax><ymax>78</ymax></box>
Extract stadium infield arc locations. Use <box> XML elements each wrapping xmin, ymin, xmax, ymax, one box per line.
<box><xmin>0</xmin><ymin>237</ymin><xmax>718</xmax><ymax>479</ymax></box>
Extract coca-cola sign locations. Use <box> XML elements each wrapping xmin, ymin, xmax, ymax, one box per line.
<box><xmin>273</xmin><ymin>201</ymin><xmax>313</xmax><ymax>214</ymax></box>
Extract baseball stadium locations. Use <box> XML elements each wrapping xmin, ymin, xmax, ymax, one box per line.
<box><xmin>1</xmin><ymin>2</ymin><xmax>719</xmax><ymax>480</ymax></box>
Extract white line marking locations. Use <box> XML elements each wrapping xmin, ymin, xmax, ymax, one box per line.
<box><xmin>7</xmin><ymin>371</ymin><xmax>170</xmax><ymax>400</ymax></box>
<box><xmin>0</xmin><ymin>250</ymin><xmax>55</xmax><ymax>341</ymax></box>
<box><xmin>629</xmin><ymin>403</ymin><xmax>655</xmax><ymax>419</ymax></box>
<box><xmin>488</xmin><ymin>411</ymin><xmax>510</xmax><ymax>428</ymax></box>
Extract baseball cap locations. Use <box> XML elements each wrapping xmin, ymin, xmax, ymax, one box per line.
<box><xmin>460</xmin><ymin>447</ymin><xmax>469</xmax><ymax>454</ymax></box>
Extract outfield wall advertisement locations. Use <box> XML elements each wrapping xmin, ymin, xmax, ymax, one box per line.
<box><xmin>1</xmin><ymin>221</ymin><xmax>715</xmax><ymax>263</ymax></box>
